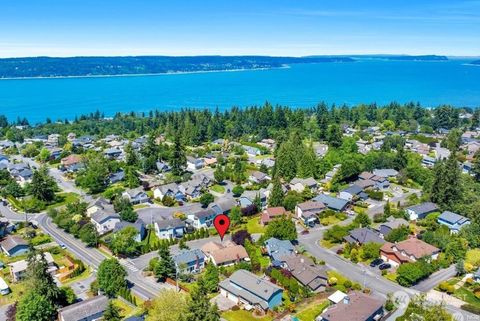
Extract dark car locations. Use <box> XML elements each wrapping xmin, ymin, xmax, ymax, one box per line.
<box><xmin>379</xmin><ymin>263</ymin><xmax>392</xmax><ymax>270</ymax></box>
<box><xmin>370</xmin><ymin>258</ymin><xmax>384</xmax><ymax>267</ymax></box>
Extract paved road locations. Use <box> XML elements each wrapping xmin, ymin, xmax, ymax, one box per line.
<box><xmin>413</xmin><ymin>265</ymin><xmax>457</xmax><ymax>292</ymax></box>
<box><xmin>38</xmin><ymin>213</ymin><xmax>172</xmax><ymax>300</ymax></box>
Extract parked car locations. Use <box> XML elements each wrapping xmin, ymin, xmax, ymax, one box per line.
<box><xmin>370</xmin><ymin>258</ymin><xmax>384</xmax><ymax>267</ymax></box>
<box><xmin>301</xmin><ymin>230</ymin><xmax>310</xmax><ymax>235</ymax></box>
<box><xmin>379</xmin><ymin>263</ymin><xmax>392</xmax><ymax>270</ymax></box>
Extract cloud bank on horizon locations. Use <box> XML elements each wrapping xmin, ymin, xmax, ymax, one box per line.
<box><xmin>1</xmin><ymin>0</ymin><xmax>479</xmax><ymax>57</ymax></box>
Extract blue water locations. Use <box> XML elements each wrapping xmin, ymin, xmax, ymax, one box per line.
<box><xmin>1</xmin><ymin>59</ymin><xmax>479</xmax><ymax>123</ymax></box>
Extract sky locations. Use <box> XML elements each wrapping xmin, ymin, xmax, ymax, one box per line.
<box><xmin>1</xmin><ymin>0</ymin><xmax>479</xmax><ymax>57</ymax></box>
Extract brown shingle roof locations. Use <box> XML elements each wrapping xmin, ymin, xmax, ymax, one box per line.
<box><xmin>320</xmin><ymin>291</ymin><xmax>384</xmax><ymax>321</ymax></box>
<box><xmin>392</xmin><ymin>238</ymin><xmax>440</xmax><ymax>259</ymax></box>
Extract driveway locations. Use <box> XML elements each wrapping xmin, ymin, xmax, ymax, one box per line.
<box><xmin>68</xmin><ymin>274</ymin><xmax>96</xmax><ymax>300</ymax></box>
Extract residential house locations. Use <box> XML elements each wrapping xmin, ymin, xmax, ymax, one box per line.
<box><xmin>0</xmin><ymin>154</ymin><xmax>8</xmax><ymax>164</ymax></box>
<box><xmin>1</xmin><ymin>235</ymin><xmax>29</xmax><ymax>256</ymax></box>
<box><xmin>249</xmin><ymin>171</ymin><xmax>270</xmax><ymax>184</ymax></box>
<box><xmin>211</xmin><ymin>198</ymin><xmax>237</xmax><ymax>216</ymax></box>
<box><xmin>58</xmin><ymin>295</ymin><xmax>109</xmax><ymax>321</ymax></box>
<box><xmin>91</xmin><ymin>212</ymin><xmax>121</xmax><ymax>235</ymax></box>
<box><xmin>186</xmin><ymin>156</ymin><xmax>204</xmax><ymax>171</ymax></box>
<box><xmin>242</xmin><ymin>145</ymin><xmax>261</xmax><ymax>157</ymax></box>
<box><xmin>113</xmin><ymin>219</ymin><xmax>146</xmax><ymax>242</ymax></box>
<box><xmin>422</xmin><ymin>155</ymin><xmax>437</xmax><ymax>168</ymax></box>
<box><xmin>265</xmin><ymin>237</ymin><xmax>295</xmax><ymax>267</ymax></box>
<box><xmin>0</xmin><ymin>140</ymin><xmax>14</xmax><ymax>150</ymax></box>
<box><xmin>295</xmin><ymin>201</ymin><xmax>325</xmax><ymax>225</ymax></box>
<box><xmin>261</xmin><ymin>207</ymin><xmax>286</xmax><ymax>225</ymax></box>
<box><xmin>0</xmin><ymin>277</ymin><xmax>10</xmax><ymax>295</ymax></box>
<box><xmin>86</xmin><ymin>197</ymin><xmax>115</xmax><ymax>217</ymax></box>
<box><xmin>377</xmin><ymin>217</ymin><xmax>409</xmax><ymax>238</ymax></box>
<box><xmin>380</xmin><ymin>238</ymin><xmax>440</xmax><ymax>267</ymax></box>
<box><xmin>283</xmin><ymin>255</ymin><xmax>329</xmax><ymax>291</ymax></box>
<box><xmin>122</xmin><ymin>187</ymin><xmax>150</xmax><ymax>205</ymax></box>
<box><xmin>289</xmin><ymin>177</ymin><xmax>318</xmax><ymax>193</ymax></box>
<box><xmin>437</xmin><ymin>211</ymin><xmax>470</xmax><ymax>234</ymax></box>
<box><xmin>154</xmin><ymin>218</ymin><xmax>185</xmax><ymax>239</ymax></box>
<box><xmin>8</xmin><ymin>163</ymin><xmax>33</xmax><ymax>185</ymax></box>
<box><xmin>203</xmin><ymin>154</ymin><xmax>218</xmax><ymax>166</ymax></box>
<box><xmin>201</xmin><ymin>240</ymin><xmax>249</xmax><ymax>267</ymax></box>
<box><xmin>108</xmin><ymin>170</ymin><xmax>125</xmax><ymax>184</ymax></box>
<box><xmin>104</xmin><ymin>147</ymin><xmax>122</xmax><ymax>159</ymax></box>
<box><xmin>9</xmin><ymin>252</ymin><xmax>56</xmax><ymax>282</ymax></box>
<box><xmin>373</xmin><ymin>169</ymin><xmax>399</xmax><ymax>178</ymax></box>
<box><xmin>344</xmin><ymin>228</ymin><xmax>386</xmax><ymax>245</ymax></box>
<box><xmin>339</xmin><ymin>185</ymin><xmax>368</xmax><ymax>202</ymax></box>
<box><xmin>48</xmin><ymin>147</ymin><xmax>63</xmax><ymax>160</ymax></box>
<box><xmin>0</xmin><ymin>218</ymin><xmax>15</xmax><ymax>237</ymax></box>
<box><xmin>314</xmin><ymin>143</ymin><xmax>329</xmax><ymax>158</ymax></box>
<box><xmin>188</xmin><ymin>208</ymin><xmax>218</xmax><ymax>229</ymax></box>
<box><xmin>357</xmin><ymin>171</ymin><xmax>391</xmax><ymax>189</ymax></box>
<box><xmin>153</xmin><ymin>183</ymin><xmax>185</xmax><ymax>201</ymax></box>
<box><xmin>60</xmin><ymin>154</ymin><xmax>83</xmax><ymax>172</ymax></box>
<box><xmin>258</xmin><ymin>139</ymin><xmax>276</xmax><ymax>150</ymax></box>
<box><xmin>173</xmin><ymin>248</ymin><xmax>206</xmax><ymax>274</ymax></box>
<box><xmin>312</xmin><ymin>194</ymin><xmax>348</xmax><ymax>212</ymax></box>
<box><xmin>406</xmin><ymin>202</ymin><xmax>438</xmax><ymax>220</ymax></box>
<box><xmin>242</xmin><ymin>189</ymin><xmax>267</xmax><ymax>209</ymax></box>
<box><xmin>320</xmin><ymin>291</ymin><xmax>384</xmax><ymax>321</ymax></box>
<box><xmin>219</xmin><ymin>269</ymin><xmax>283</xmax><ymax>311</ymax></box>
<box><xmin>259</xmin><ymin>158</ymin><xmax>275</xmax><ymax>169</ymax></box>
<box><xmin>474</xmin><ymin>268</ymin><xmax>480</xmax><ymax>282</ymax></box>
<box><xmin>156</xmin><ymin>161</ymin><xmax>170</xmax><ymax>173</ymax></box>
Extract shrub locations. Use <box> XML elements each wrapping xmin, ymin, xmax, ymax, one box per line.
<box><xmin>462</xmin><ymin>304</ymin><xmax>480</xmax><ymax>315</ymax></box>
<box><xmin>344</xmin><ymin>280</ymin><xmax>352</xmax><ymax>289</ymax></box>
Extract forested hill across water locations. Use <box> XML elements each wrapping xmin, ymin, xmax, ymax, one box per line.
<box><xmin>0</xmin><ymin>55</ymin><xmax>355</xmax><ymax>78</ymax></box>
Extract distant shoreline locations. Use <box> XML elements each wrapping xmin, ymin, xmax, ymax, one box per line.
<box><xmin>0</xmin><ymin>65</ymin><xmax>291</xmax><ymax>80</ymax></box>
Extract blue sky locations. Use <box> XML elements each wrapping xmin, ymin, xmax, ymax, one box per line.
<box><xmin>1</xmin><ymin>0</ymin><xmax>479</xmax><ymax>57</ymax></box>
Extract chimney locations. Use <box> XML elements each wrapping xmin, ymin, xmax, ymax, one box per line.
<box><xmin>343</xmin><ymin>296</ymin><xmax>350</xmax><ymax>305</ymax></box>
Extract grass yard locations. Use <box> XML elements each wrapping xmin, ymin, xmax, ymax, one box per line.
<box><xmin>320</xmin><ymin>216</ymin><xmax>341</xmax><ymax>226</ymax></box>
<box><xmin>133</xmin><ymin>204</ymin><xmax>150</xmax><ymax>209</ymax></box>
<box><xmin>222</xmin><ymin>310</ymin><xmax>273</xmax><ymax>321</ymax></box>
<box><xmin>320</xmin><ymin>239</ymin><xmax>336</xmax><ymax>249</ymax></box>
<box><xmin>454</xmin><ymin>286</ymin><xmax>480</xmax><ymax>308</ymax></box>
<box><xmin>47</xmin><ymin>192</ymin><xmax>80</xmax><ymax>209</ymax></box>
<box><xmin>295</xmin><ymin>300</ymin><xmax>330</xmax><ymax>321</ymax></box>
<box><xmin>245</xmin><ymin>216</ymin><xmax>265</xmax><ymax>234</ymax></box>
<box><xmin>211</xmin><ymin>184</ymin><xmax>226</xmax><ymax>194</ymax></box>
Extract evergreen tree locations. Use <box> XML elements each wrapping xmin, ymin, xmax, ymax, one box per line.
<box><xmin>430</xmin><ymin>153</ymin><xmax>462</xmax><ymax>209</ymax></box>
<box><xmin>26</xmin><ymin>249</ymin><xmax>61</xmax><ymax>305</ymax></box>
<box><xmin>30</xmin><ymin>166</ymin><xmax>57</xmax><ymax>202</ymax></box>
<box><xmin>124</xmin><ymin>166</ymin><xmax>140</xmax><ymax>188</ymax></box>
<box><xmin>125</xmin><ymin>142</ymin><xmax>139</xmax><ymax>167</ymax></box>
<box><xmin>297</xmin><ymin>143</ymin><xmax>317</xmax><ymax>178</ymax></box>
<box><xmin>183</xmin><ymin>278</ymin><xmax>220</xmax><ymax>321</ymax></box>
<box><xmin>171</xmin><ymin>132</ymin><xmax>186</xmax><ymax>176</ymax></box>
<box><xmin>326</xmin><ymin>124</ymin><xmax>343</xmax><ymax>148</ymax></box>
<box><xmin>97</xmin><ymin>258</ymin><xmax>127</xmax><ymax>297</ymax></box>
<box><xmin>275</xmin><ymin>138</ymin><xmax>297</xmax><ymax>180</ymax></box>
<box><xmin>394</xmin><ymin>146</ymin><xmax>408</xmax><ymax>170</ymax></box>
<box><xmin>316</xmin><ymin>102</ymin><xmax>330</xmax><ymax>140</ymax></box>
<box><xmin>472</xmin><ymin>150</ymin><xmax>480</xmax><ymax>181</ymax></box>
<box><xmin>103</xmin><ymin>300</ymin><xmax>122</xmax><ymax>321</ymax></box>
<box><xmin>155</xmin><ymin>244</ymin><xmax>176</xmax><ymax>281</ymax></box>
<box><xmin>229</xmin><ymin>206</ymin><xmax>242</xmax><ymax>226</ymax></box>
<box><xmin>203</xmin><ymin>263</ymin><xmax>219</xmax><ymax>293</ymax></box>
<box><xmin>16</xmin><ymin>291</ymin><xmax>56</xmax><ymax>321</ymax></box>
<box><xmin>269</xmin><ymin>178</ymin><xmax>284</xmax><ymax>207</ymax></box>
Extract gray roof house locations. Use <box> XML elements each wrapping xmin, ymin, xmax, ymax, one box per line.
<box><xmin>1</xmin><ymin>235</ymin><xmax>29</xmax><ymax>257</ymax></box>
<box><xmin>122</xmin><ymin>187</ymin><xmax>150</xmax><ymax>205</ymax></box>
<box><xmin>265</xmin><ymin>237</ymin><xmax>295</xmax><ymax>266</ymax></box>
<box><xmin>339</xmin><ymin>185</ymin><xmax>368</xmax><ymax>202</ymax></box>
<box><xmin>284</xmin><ymin>255</ymin><xmax>329</xmax><ymax>291</ymax></box>
<box><xmin>173</xmin><ymin>248</ymin><xmax>206</xmax><ymax>274</ymax></box>
<box><xmin>58</xmin><ymin>295</ymin><xmax>109</xmax><ymax>321</ymax></box>
<box><xmin>406</xmin><ymin>202</ymin><xmax>439</xmax><ymax>220</ymax></box>
<box><xmin>344</xmin><ymin>228</ymin><xmax>386</xmax><ymax>245</ymax></box>
<box><xmin>154</xmin><ymin>218</ymin><xmax>185</xmax><ymax>239</ymax></box>
<box><xmin>219</xmin><ymin>269</ymin><xmax>283</xmax><ymax>311</ymax></box>
<box><xmin>437</xmin><ymin>211</ymin><xmax>471</xmax><ymax>233</ymax></box>
<box><xmin>113</xmin><ymin>219</ymin><xmax>146</xmax><ymax>242</ymax></box>
<box><xmin>91</xmin><ymin>212</ymin><xmax>121</xmax><ymax>235</ymax></box>
<box><xmin>378</xmin><ymin>217</ymin><xmax>409</xmax><ymax>238</ymax></box>
<box><xmin>313</xmin><ymin>194</ymin><xmax>349</xmax><ymax>212</ymax></box>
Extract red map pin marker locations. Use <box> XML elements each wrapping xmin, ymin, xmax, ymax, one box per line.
<box><xmin>213</xmin><ymin>214</ymin><xmax>230</xmax><ymax>241</ymax></box>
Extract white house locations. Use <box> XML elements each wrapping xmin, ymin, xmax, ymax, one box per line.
<box><xmin>91</xmin><ymin>212</ymin><xmax>121</xmax><ymax>235</ymax></box>
<box><xmin>187</xmin><ymin>156</ymin><xmax>204</xmax><ymax>171</ymax></box>
<box><xmin>154</xmin><ymin>218</ymin><xmax>185</xmax><ymax>239</ymax></box>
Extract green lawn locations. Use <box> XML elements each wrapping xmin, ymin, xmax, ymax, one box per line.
<box><xmin>222</xmin><ymin>310</ymin><xmax>273</xmax><ymax>321</ymax></box>
<box><xmin>211</xmin><ymin>184</ymin><xmax>226</xmax><ymax>194</ymax></box>
<box><xmin>454</xmin><ymin>287</ymin><xmax>480</xmax><ymax>308</ymax></box>
<box><xmin>296</xmin><ymin>301</ymin><xmax>329</xmax><ymax>321</ymax></box>
<box><xmin>245</xmin><ymin>216</ymin><xmax>265</xmax><ymax>234</ymax></box>
<box><xmin>47</xmin><ymin>192</ymin><xmax>80</xmax><ymax>209</ymax></box>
